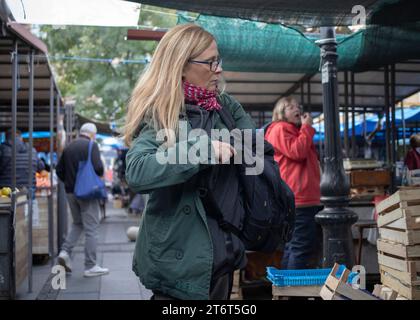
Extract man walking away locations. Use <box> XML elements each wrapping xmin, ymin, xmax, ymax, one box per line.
<box><xmin>56</xmin><ymin>123</ymin><xmax>109</xmax><ymax>277</ymax></box>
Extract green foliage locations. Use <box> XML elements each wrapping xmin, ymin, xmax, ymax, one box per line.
<box><xmin>39</xmin><ymin>5</ymin><xmax>178</xmax><ymax>125</ymax></box>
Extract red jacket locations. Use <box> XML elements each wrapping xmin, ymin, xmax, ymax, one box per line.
<box><xmin>405</xmin><ymin>149</ymin><xmax>420</xmax><ymax>170</ymax></box>
<box><xmin>265</xmin><ymin>121</ymin><xmax>321</xmax><ymax>207</ymax></box>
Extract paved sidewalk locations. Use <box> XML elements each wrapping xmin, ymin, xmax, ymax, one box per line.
<box><xmin>16</xmin><ymin>204</ymin><xmax>152</xmax><ymax>300</ymax></box>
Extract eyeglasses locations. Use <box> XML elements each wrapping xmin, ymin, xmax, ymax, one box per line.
<box><xmin>188</xmin><ymin>58</ymin><xmax>222</xmax><ymax>72</ymax></box>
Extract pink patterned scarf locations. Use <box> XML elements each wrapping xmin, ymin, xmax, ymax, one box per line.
<box><xmin>183</xmin><ymin>80</ymin><xmax>222</xmax><ymax>111</ymax></box>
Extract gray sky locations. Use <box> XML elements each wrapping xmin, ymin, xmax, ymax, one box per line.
<box><xmin>6</xmin><ymin>0</ymin><xmax>140</xmax><ymax>26</ymax></box>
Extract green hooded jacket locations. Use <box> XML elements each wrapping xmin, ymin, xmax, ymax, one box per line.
<box><xmin>126</xmin><ymin>93</ymin><xmax>255</xmax><ymax>299</ymax></box>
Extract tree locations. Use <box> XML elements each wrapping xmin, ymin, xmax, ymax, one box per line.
<box><xmin>39</xmin><ymin>5</ymin><xmax>178</xmax><ymax>127</ymax></box>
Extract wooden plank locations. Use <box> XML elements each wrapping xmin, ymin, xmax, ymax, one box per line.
<box><xmin>319</xmin><ymin>285</ymin><xmax>346</xmax><ymax>300</ymax></box>
<box><xmin>379</xmin><ymin>228</ymin><xmax>408</xmax><ymax>245</ymax></box>
<box><xmin>379</xmin><ymin>265</ymin><xmax>420</xmax><ymax>286</ymax></box>
<box><xmin>272</xmin><ymin>285</ymin><xmax>321</xmax><ymax>297</ymax></box>
<box><xmin>378</xmin><ymin>252</ymin><xmax>411</xmax><ymax>272</ymax></box>
<box><xmin>406</xmin><ymin>205</ymin><xmax>420</xmax><ymax>217</ymax></box>
<box><xmin>379</xmin><ymin>228</ymin><xmax>420</xmax><ymax>245</ymax></box>
<box><xmin>377</xmin><ymin>239</ymin><xmax>408</xmax><ymax>258</ymax></box>
<box><xmin>383</xmin><ymin>217</ymin><xmax>407</xmax><ymax>230</ymax></box>
<box><xmin>350</xmin><ymin>170</ymin><xmax>391</xmax><ymax>187</ymax></box>
<box><xmin>325</xmin><ymin>272</ymin><xmax>378</xmax><ymax>300</ymax></box>
<box><xmin>377</xmin><ymin>207</ymin><xmax>404</xmax><ymax>228</ymax></box>
<box><xmin>377</xmin><ymin>239</ymin><xmax>420</xmax><ymax>258</ymax></box>
<box><xmin>381</xmin><ymin>271</ymin><xmax>420</xmax><ymax>300</ymax></box>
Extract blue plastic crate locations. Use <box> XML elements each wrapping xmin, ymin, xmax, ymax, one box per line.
<box><xmin>266</xmin><ymin>265</ymin><xmax>358</xmax><ymax>287</ymax></box>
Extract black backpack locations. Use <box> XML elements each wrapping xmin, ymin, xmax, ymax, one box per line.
<box><xmin>202</xmin><ymin>108</ymin><xmax>296</xmax><ymax>253</ymax></box>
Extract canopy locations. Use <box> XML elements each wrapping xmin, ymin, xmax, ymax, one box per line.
<box><xmin>135</xmin><ymin>0</ymin><xmax>420</xmax><ymax>27</ymax></box>
<box><xmin>178</xmin><ymin>14</ymin><xmax>420</xmax><ymax>73</ymax></box>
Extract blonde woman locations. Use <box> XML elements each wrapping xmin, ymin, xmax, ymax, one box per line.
<box><xmin>265</xmin><ymin>96</ymin><xmax>322</xmax><ymax>269</ymax></box>
<box><xmin>124</xmin><ymin>24</ymin><xmax>255</xmax><ymax>300</ymax></box>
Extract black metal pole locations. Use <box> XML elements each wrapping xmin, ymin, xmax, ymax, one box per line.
<box><xmin>307</xmin><ymin>80</ymin><xmax>312</xmax><ymax>113</ymax></box>
<box><xmin>402</xmin><ymin>101</ymin><xmax>407</xmax><ymax>156</ymax></box>
<box><xmin>351</xmin><ymin>72</ymin><xmax>356</xmax><ymax>159</ymax></box>
<box><xmin>384</xmin><ymin>66</ymin><xmax>391</xmax><ymax>167</ymax></box>
<box><xmin>315</xmin><ymin>27</ymin><xmax>358</xmax><ymax>268</ymax></box>
<box><xmin>48</xmin><ymin>78</ymin><xmax>54</xmax><ymax>265</ymax></box>
<box><xmin>300</xmin><ymin>82</ymin><xmax>304</xmax><ymax>107</ymax></box>
<box><xmin>10</xmin><ymin>40</ymin><xmax>18</xmax><ymax>300</ymax></box>
<box><xmin>56</xmin><ymin>95</ymin><xmax>67</xmax><ymax>252</ymax></box>
<box><xmin>27</xmin><ymin>50</ymin><xmax>34</xmax><ymax>293</ymax></box>
<box><xmin>344</xmin><ymin>71</ymin><xmax>349</xmax><ymax>158</ymax></box>
<box><xmin>390</xmin><ymin>64</ymin><xmax>397</xmax><ymax>192</ymax></box>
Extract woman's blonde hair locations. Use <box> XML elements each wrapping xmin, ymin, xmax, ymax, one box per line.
<box><xmin>272</xmin><ymin>96</ymin><xmax>299</xmax><ymax>122</ymax></box>
<box><xmin>124</xmin><ymin>23</ymin><xmax>215</xmax><ymax>146</ymax></box>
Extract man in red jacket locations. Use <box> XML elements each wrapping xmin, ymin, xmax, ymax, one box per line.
<box><xmin>265</xmin><ymin>96</ymin><xmax>322</xmax><ymax>269</ymax></box>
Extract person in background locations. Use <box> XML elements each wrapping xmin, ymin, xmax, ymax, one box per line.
<box><xmin>265</xmin><ymin>96</ymin><xmax>322</xmax><ymax>269</ymax></box>
<box><xmin>0</xmin><ymin>129</ymin><xmax>44</xmax><ymax>195</ymax></box>
<box><xmin>55</xmin><ymin>123</ymin><xmax>109</xmax><ymax>277</ymax></box>
<box><xmin>404</xmin><ymin>133</ymin><xmax>420</xmax><ymax>170</ymax></box>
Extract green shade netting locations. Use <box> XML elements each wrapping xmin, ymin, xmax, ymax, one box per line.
<box><xmin>137</xmin><ymin>0</ymin><xmax>420</xmax><ymax>27</ymax></box>
<box><xmin>178</xmin><ymin>15</ymin><xmax>420</xmax><ymax>73</ymax></box>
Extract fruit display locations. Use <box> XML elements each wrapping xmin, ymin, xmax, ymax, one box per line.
<box><xmin>0</xmin><ymin>187</ymin><xmax>21</xmax><ymax>198</ymax></box>
<box><xmin>1</xmin><ymin>187</ymin><xmax>12</xmax><ymax>198</ymax></box>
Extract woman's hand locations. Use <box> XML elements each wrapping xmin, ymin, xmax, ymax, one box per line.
<box><xmin>211</xmin><ymin>140</ymin><xmax>237</xmax><ymax>164</ymax></box>
<box><xmin>301</xmin><ymin>112</ymin><xmax>313</xmax><ymax>126</ymax></box>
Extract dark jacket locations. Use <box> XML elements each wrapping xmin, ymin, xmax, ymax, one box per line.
<box><xmin>0</xmin><ymin>138</ymin><xmax>43</xmax><ymax>189</ymax></box>
<box><xmin>56</xmin><ymin>135</ymin><xmax>104</xmax><ymax>193</ymax></box>
<box><xmin>405</xmin><ymin>148</ymin><xmax>420</xmax><ymax>170</ymax></box>
<box><xmin>126</xmin><ymin>93</ymin><xmax>255</xmax><ymax>300</ymax></box>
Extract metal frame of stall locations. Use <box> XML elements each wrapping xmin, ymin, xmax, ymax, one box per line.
<box><xmin>0</xmin><ymin>18</ymin><xmax>74</xmax><ymax>299</ymax></box>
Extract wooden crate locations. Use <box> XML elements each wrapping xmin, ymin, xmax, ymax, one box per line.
<box><xmin>375</xmin><ymin>187</ymin><xmax>420</xmax><ymax>216</ymax></box>
<box><xmin>320</xmin><ymin>263</ymin><xmax>379</xmax><ymax>300</ymax></box>
<box><xmin>376</xmin><ymin>188</ymin><xmax>420</xmax><ymax>246</ymax></box>
<box><xmin>372</xmin><ymin>284</ymin><xmax>408</xmax><ymax>300</ymax></box>
<box><xmin>380</xmin><ymin>268</ymin><xmax>420</xmax><ymax>300</ymax></box>
<box><xmin>377</xmin><ymin>205</ymin><xmax>420</xmax><ymax>230</ymax></box>
<box><xmin>350</xmin><ymin>170</ymin><xmax>391</xmax><ymax>187</ymax></box>
<box><xmin>32</xmin><ymin>192</ymin><xmax>57</xmax><ymax>255</ymax></box>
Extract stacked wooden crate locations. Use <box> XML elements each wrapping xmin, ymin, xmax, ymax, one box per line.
<box><xmin>376</xmin><ymin>187</ymin><xmax>420</xmax><ymax>300</ymax></box>
<box><xmin>32</xmin><ymin>188</ymin><xmax>57</xmax><ymax>256</ymax></box>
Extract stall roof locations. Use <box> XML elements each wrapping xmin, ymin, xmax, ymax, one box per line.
<box><xmin>128</xmin><ymin>13</ymin><xmax>420</xmax><ymax>112</ymax></box>
<box><xmin>134</xmin><ymin>0</ymin><xmax>420</xmax><ymax>27</ymax></box>
<box><xmin>224</xmin><ymin>64</ymin><xmax>420</xmax><ymax>113</ymax></box>
<box><xmin>180</xmin><ymin>14</ymin><xmax>420</xmax><ymax>112</ymax></box>
<box><xmin>0</xmin><ymin>17</ymin><xmax>62</xmax><ymax>131</ymax></box>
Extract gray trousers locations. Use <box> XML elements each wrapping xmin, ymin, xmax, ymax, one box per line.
<box><xmin>62</xmin><ymin>193</ymin><xmax>100</xmax><ymax>269</ymax></box>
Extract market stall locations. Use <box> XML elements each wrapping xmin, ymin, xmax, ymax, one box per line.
<box><xmin>0</xmin><ymin>13</ymin><xmax>70</xmax><ymax>299</ymax></box>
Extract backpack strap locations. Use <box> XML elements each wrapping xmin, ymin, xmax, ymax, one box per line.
<box><xmin>217</xmin><ymin>107</ymin><xmax>236</xmax><ymax>131</ymax></box>
<box><xmin>87</xmin><ymin>140</ymin><xmax>93</xmax><ymax>162</ymax></box>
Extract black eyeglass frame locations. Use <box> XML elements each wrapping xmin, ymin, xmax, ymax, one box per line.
<box><xmin>188</xmin><ymin>58</ymin><xmax>222</xmax><ymax>72</ymax></box>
